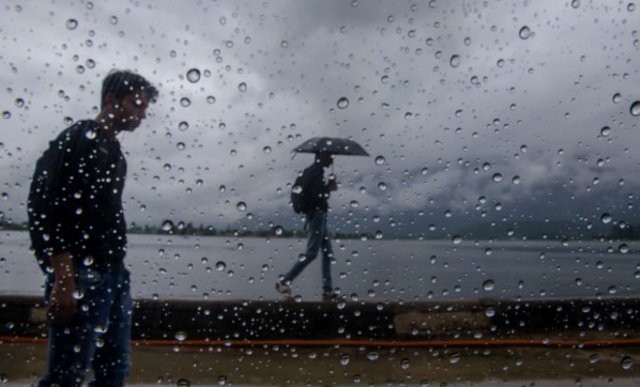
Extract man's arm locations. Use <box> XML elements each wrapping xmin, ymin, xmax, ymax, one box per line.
<box><xmin>47</xmin><ymin>251</ymin><xmax>77</xmax><ymax>324</ymax></box>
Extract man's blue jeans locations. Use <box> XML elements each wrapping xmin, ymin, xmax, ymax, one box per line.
<box><xmin>283</xmin><ymin>211</ymin><xmax>334</xmax><ymax>292</ymax></box>
<box><xmin>38</xmin><ymin>266</ymin><xmax>132</xmax><ymax>387</ymax></box>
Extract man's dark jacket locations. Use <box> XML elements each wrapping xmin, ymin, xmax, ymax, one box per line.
<box><xmin>28</xmin><ymin>120</ymin><xmax>128</xmax><ymax>272</ymax></box>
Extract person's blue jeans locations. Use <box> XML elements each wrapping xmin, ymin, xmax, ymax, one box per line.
<box><xmin>283</xmin><ymin>211</ymin><xmax>334</xmax><ymax>292</ymax></box>
<box><xmin>38</xmin><ymin>266</ymin><xmax>132</xmax><ymax>387</ymax></box>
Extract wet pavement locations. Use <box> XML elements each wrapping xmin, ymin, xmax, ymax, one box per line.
<box><xmin>1</xmin><ymin>295</ymin><xmax>640</xmax><ymax>385</ymax></box>
<box><xmin>1</xmin><ymin>341</ymin><xmax>640</xmax><ymax>386</ymax></box>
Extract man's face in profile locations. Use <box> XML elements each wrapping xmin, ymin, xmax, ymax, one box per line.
<box><xmin>114</xmin><ymin>91</ymin><xmax>151</xmax><ymax>132</ymax></box>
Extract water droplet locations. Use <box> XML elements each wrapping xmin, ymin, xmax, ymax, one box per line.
<box><xmin>449</xmin><ymin>352</ymin><xmax>461</xmax><ymax>364</ymax></box>
<box><xmin>452</xmin><ymin>235</ymin><xmax>462</xmax><ymax>244</ymax></box>
<box><xmin>274</xmin><ymin>226</ymin><xmax>283</xmax><ymax>236</ymax></box>
<box><xmin>263</xmin><ymin>146</ymin><xmax>272</xmax><ymax>154</ymax></box>
<box><xmin>178</xmin><ymin>121</ymin><xmax>189</xmax><ymax>131</ymax></box>
<box><xmin>483</xmin><ymin>279</ymin><xmax>495</xmax><ymax>291</ymax></box>
<box><xmin>280</xmin><ymin>40</ymin><xmax>289</xmax><ymax>48</ymax></box>
<box><xmin>180</xmin><ymin>97</ymin><xmax>191</xmax><ymax>107</ymax></box>
<box><xmin>219</xmin><ymin>185</ymin><xmax>226</xmax><ymax>193</ymax></box>
<box><xmin>619</xmin><ymin>243</ymin><xmax>629</xmax><ymax>253</ymax></box>
<box><xmin>628</xmin><ymin>2</ymin><xmax>636</xmax><ymax>12</ymax></box>
<box><xmin>162</xmin><ymin>220</ymin><xmax>174</xmax><ymax>232</ymax></box>
<box><xmin>337</xmin><ymin>97</ymin><xmax>350</xmax><ymax>109</ymax></box>
<box><xmin>72</xmin><ymin>289</ymin><xmax>84</xmax><ymax>300</ymax></box>
<box><xmin>512</xmin><ymin>175</ymin><xmax>521</xmax><ymax>184</ymax></box>
<box><xmin>66</xmin><ymin>19</ymin><xmax>78</xmax><ymax>30</ymax></box>
<box><xmin>176</xmin><ymin>142</ymin><xmax>186</xmax><ymax>151</ymax></box>
<box><xmin>186</xmin><ymin>68</ymin><xmax>201</xmax><ymax>83</ymax></box>
<box><xmin>600</xmin><ymin>126</ymin><xmax>611</xmax><ymax>136</ymax></box>
<box><xmin>401</xmin><ymin>358</ymin><xmax>411</xmax><ymax>369</ymax></box>
<box><xmin>621</xmin><ymin>356</ymin><xmax>634</xmax><ymax>370</ymax></box>
<box><xmin>217</xmin><ymin>375</ymin><xmax>228</xmax><ymax>385</ymax></box>
<box><xmin>175</xmin><ymin>331</ymin><xmax>187</xmax><ymax>341</ymax></box>
<box><xmin>377</xmin><ymin>182</ymin><xmax>387</xmax><ymax>191</ymax></box>
<box><xmin>492</xmin><ymin>173</ymin><xmax>503</xmax><ymax>182</ymax></box>
<box><xmin>85</xmin><ymin>130</ymin><xmax>97</xmax><ymax>140</ymax></box>
<box><xmin>485</xmin><ymin>307</ymin><xmax>496</xmax><ymax>318</ymax></box>
<box><xmin>216</xmin><ymin>261</ymin><xmax>226</xmax><ymax>271</ymax></box>
<box><xmin>2</xmin><ymin>111</ymin><xmax>11</xmax><ymax>119</ymax></box>
<box><xmin>612</xmin><ymin>93</ymin><xmax>622</xmax><ymax>103</ymax></box>
<box><xmin>519</xmin><ymin>26</ymin><xmax>532</xmax><ymax>40</ymax></box>
<box><xmin>207</xmin><ymin>95</ymin><xmax>216</xmax><ymax>104</ymax></box>
<box><xmin>177</xmin><ymin>379</ymin><xmax>191</xmax><ymax>387</ymax></box>
<box><xmin>630</xmin><ymin>101</ymin><xmax>640</xmax><ymax>116</ymax></box>
<box><xmin>110</xmin><ymin>15</ymin><xmax>119</xmax><ymax>25</ymax></box>
<box><xmin>374</xmin><ymin>155</ymin><xmax>385</xmax><ymax>165</ymax></box>
<box><xmin>236</xmin><ymin>201</ymin><xmax>247</xmax><ymax>211</ymax></box>
<box><xmin>340</xmin><ymin>354</ymin><xmax>350</xmax><ymax>365</ymax></box>
<box><xmin>238</xmin><ymin>82</ymin><xmax>247</xmax><ymax>92</ymax></box>
<box><xmin>571</xmin><ymin>0</ymin><xmax>580</xmax><ymax>8</ymax></box>
<box><xmin>450</xmin><ymin>54</ymin><xmax>461</xmax><ymax>68</ymax></box>
<box><xmin>601</xmin><ymin>213</ymin><xmax>612</xmax><ymax>224</ymax></box>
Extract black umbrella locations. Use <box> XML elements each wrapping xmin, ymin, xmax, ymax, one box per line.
<box><xmin>292</xmin><ymin>137</ymin><xmax>369</xmax><ymax>156</ymax></box>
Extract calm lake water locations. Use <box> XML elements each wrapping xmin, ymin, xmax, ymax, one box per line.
<box><xmin>1</xmin><ymin>231</ymin><xmax>638</xmax><ymax>302</ymax></box>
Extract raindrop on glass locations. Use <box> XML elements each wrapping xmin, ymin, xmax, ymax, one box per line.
<box><xmin>601</xmin><ymin>213</ymin><xmax>612</xmax><ymax>224</ymax></box>
<box><xmin>621</xmin><ymin>356</ymin><xmax>634</xmax><ymax>370</ymax></box>
<box><xmin>449</xmin><ymin>55</ymin><xmax>461</xmax><ymax>68</ymax></box>
<box><xmin>519</xmin><ymin>26</ymin><xmax>532</xmax><ymax>40</ymax></box>
<box><xmin>174</xmin><ymin>331</ymin><xmax>187</xmax><ymax>341</ymax></box>
<box><xmin>162</xmin><ymin>220</ymin><xmax>175</xmax><ymax>232</ymax></box>
<box><xmin>374</xmin><ymin>155</ymin><xmax>385</xmax><ymax>165</ymax></box>
<box><xmin>612</xmin><ymin>93</ymin><xmax>622</xmax><ymax>103</ymax></box>
<box><xmin>66</xmin><ymin>19</ymin><xmax>78</xmax><ymax>30</ymax></box>
<box><xmin>337</xmin><ymin>97</ymin><xmax>350</xmax><ymax>109</ymax></box>
<box><xmin>571</xmin><ymin>0</ymin><xmax>580</xmax><ymax>8</ymax></box>
<box><xmin>186</xmin><ymin>68</ymin><xmax>201</xmax><ymax>83</ymax></box>
<box><xmin>482</xmin><ymin>279</ymin><xmax>495</xmax><ymax>291</ymax></box>
<box><xmin>600</xmin><ymin>126</ymin><xmax>611</xmax><ymax>136</ymax></box>
<box><xmin>630</xmin><ymin>101</ymin><xmax>640</xmax><ymax>116</ymax></box>
<box><xmin>238</xmin><ymin>82</ymin><xmax>247</xmax><ymax>92</ymax></box>
<box><xmin>216</xmin><ymin>261</ymin><xmax>226</xmax><ymax>271</ymax></box>
<box><xmin>236</xmin><ymin>201</ymin><xmax>247</xmax><ymax>211</ymax></box>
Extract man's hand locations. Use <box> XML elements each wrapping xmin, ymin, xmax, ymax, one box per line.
<box><xmin>48</xmin><ymin>276</ymin><xmax>77</xmax><ymax>324</ymax></box>
<box><xmin>47</xmin><ymin>252</ymin><xmax>77</xmax><ymax>324</ymax></box>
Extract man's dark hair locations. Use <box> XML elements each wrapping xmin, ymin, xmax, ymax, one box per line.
<box><xmin>101</xmin><ymin>70</ymin><xmax>158</xmax><ymax>108</ymax></box>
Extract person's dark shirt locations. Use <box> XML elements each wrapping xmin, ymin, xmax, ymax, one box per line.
<box><xmin>303</xmin><ymin>162</ymin><xmax>331</xmax><ymax>213</ymax></box>
<box><xmin>29</xmin><ymin>120</ymin><xmax>128</xmax><ymax>272</ymax></box>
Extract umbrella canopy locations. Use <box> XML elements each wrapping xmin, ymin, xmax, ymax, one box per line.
<box><xmin>293</xmin><ymin>137</ymin><xmax>369</xmax><ymax>156</ymax></box>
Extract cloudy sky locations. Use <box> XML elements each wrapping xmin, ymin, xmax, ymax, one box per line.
<box><xmin>1</xmin><ymin>0</ymin><xmax>639</xmax><ymax>238</ymax></box>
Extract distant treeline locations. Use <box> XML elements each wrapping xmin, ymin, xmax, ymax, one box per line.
<box><xmin>3</xmin><ymin>220</ymin><xmax>640</xmax><ymax>241</ymax></box>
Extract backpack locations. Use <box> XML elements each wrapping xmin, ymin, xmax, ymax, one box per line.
<box><xmin>290</xmin><ymin>173</ymin><xmax>311</xmax><ymax>215</ymax></box>
<box><xmin>27</xmin><ymin>126</ymin><xmax>82</xmax><ymax>272</ymax></box>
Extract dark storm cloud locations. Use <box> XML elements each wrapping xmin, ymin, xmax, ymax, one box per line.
<box><xmin>1</xmin><ymin>0</ymin><xmax>639</xmax><ymax>235</ymax></box>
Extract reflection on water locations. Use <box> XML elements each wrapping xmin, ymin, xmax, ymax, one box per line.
<box><xmin>0</xmin><ymin>231</ymin><xmax>637</xmax><ymax>301</ymax></box>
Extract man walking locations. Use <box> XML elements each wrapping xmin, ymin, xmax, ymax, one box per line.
<box><xmin>276</xmin><ymin>152</ymin><xmax>338</xmax><ymax>301</ymax></box>
<box><xmin>28</xmin><ymin>70</ymin><xmax>157</xmax><ymax>386</ymax></box>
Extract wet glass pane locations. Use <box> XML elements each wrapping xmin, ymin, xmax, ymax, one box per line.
<box><xmin>0</xmin><ymin>0</ymin><xmax>639</xmax><ymax>385</ymax></box>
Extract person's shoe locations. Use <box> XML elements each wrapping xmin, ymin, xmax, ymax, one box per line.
<box><xmin>275</xmin><ymin>281</ymin><xmax>292</xmax><ymax>297</ymax></box>
<box><xmin>322</xmin><ymin>289</ymin><xmax>340</xmax><ymax>302</ymax></box>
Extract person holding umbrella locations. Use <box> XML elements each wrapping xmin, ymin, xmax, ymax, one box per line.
<box><xmin>276</xmin><ymin>137</ymin><xmax>368</xmax><ymax>301</ymax></box>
